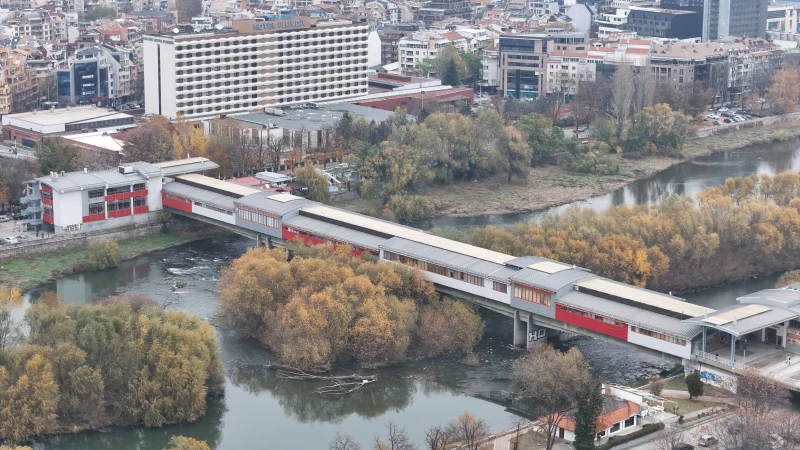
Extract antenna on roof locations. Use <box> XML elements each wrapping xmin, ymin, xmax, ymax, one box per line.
<box><xmin>733</xmin><ymin>316</ymin><xmax>737</xmax><ymax>325</ymax></box>
<box><xmin>704</xmin><ymin>308</ymin><xmax>708</xmax><ymax>318</ymax></box>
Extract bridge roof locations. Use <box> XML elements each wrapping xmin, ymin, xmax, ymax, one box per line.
<box><xmin>380</xmin><ymin>237</ymin><xmax>512</xmax><ymax>279</ymax></box>
<box><xmin>558</xmin><ymin>291</ymin><xmax>705</xmax><ymax>340</ymax></box>
<box><xmin>284</xmin><ymin>215</ymin><xmax>388</xmax><ymax>250</ymax></box>
<box><xmin>683</xmin><ymin>303</ymin><xmax>799</xmax><ymax>337</ymax></box>
<box><xmin>237</xmin><ymin>191</ymin><xmax>316</xmax><ymax>215</ymax></box>
<box><xmin>510</xmin><ymin>267</ymin><xmax>595</xmax><ymax>293</ymax></box>
<box><xmin>175</xmin><ymin>174</ymin><xmax>260</xmax><ymax>197</ymax></box>
<box><xmin>162</xmin><ymin>180</ymin><xmax>237</xmax><ymax>211</ymax></box>
<box><xmin>575</xmin><ymin>278</ymin><xmax>709</xmax><ymax>319</ymax></box>
<box><xmin>738</xmin><ymin>288</ymin><xmax>800</xmax><ymax>308</ymax></box>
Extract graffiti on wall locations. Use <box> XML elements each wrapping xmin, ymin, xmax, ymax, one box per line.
<box><xmin>787</xmin><ymin>326</ymin><xmax>800</xmax><ymax>347</ymax></box>
<box><xmin>685</xmin><ymin>365</ymin><xmax>737</xmax><ymax>394</ymax></box>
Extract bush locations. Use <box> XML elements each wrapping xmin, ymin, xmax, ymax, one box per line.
<box><xmin>85</xmin><ymin>240</ymin><xmax>120</xmax><ymax>271</ymax></box>
<box><xmin>777</xmin><ymin>269</ymin><xmax>800</xmax><ymax>288</ymax></box>
<box><xmin>649</xmin><ymin>377</ymin><xmax>665</xmax><ymax>396</ymax></box>
<box><xmin>596</xmin><ymin>422</ymin><xmax>664</xmax><ymax>450</ymax></box>
<box><xmin>562</xmin><ymin>142</ymin><xmax>621</xmax><ymax>176</ymax></box>
<box><xmin>417</xmin><ymin>298</ymin><xmax>484</xmax><ymax>357</ymax></box>
<box><xmin>386</xmin><ymin>194</ymin><xmax>438</xmax><ymax>224</ymax></box>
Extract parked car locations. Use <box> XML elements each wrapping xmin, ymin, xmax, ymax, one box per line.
<box><xmin>0</xmin><ymin>215</ymin><xmax>8</xmax><ymax>223</ymax></box>
<box><xmin>722</xmin><ymin>111</ymin><xmax>735</xmax><ymax>117</ymax></box>
<box><xmin>744</xmin><ymin>115</ymin><xmax>753</xmax><ymax>120</ymax></box>
<box><xmin>2</xmin><ymin>237</ymin><xmax>19</xmax><ymax>244</ymax></box>
<box><xmin>713</xmin><ymin>120</ymin><xmax>721</xmax><ymax>126</ymax></box>
<box><xmin>16</xmin><ymin>235</ymin><xmax>31</xmax><ymax>242</ymax></box>
<box><xmin>674</xmin><ymin>444</ymin><xmax>695</xmax><ymax>450</ymax></box>
<box><xmin>718</xmin><ymin>107</ymin><xmax>729</xmax><ymax>112</ymax></box>
<box><xmin>707</xmin><ymin>114</ymin><xmax>719</xmax><ymax>120</ymax></box>
<box><xmin>698</xmin><ymin>435</ymin><xmax>719</xmax><ymax>447</ymax></box>
<box><xmin>733</xmin><ymin>116</ymin><xmax>744</xmax><ymax>122</ymax></box>
<box><xmin>12</xmin><ymin>213</ymin><xmax>24</xmax><ymax>220</ymax></box>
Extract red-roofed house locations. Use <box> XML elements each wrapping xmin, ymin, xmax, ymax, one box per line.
<box><xmin>547</xmin><ymin>397</ymin><xmax>640</xmax><ymax>442</ymax></box>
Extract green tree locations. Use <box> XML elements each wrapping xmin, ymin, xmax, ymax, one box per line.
<box><xmin>624</xmin><ymin>104</ymin><xmax>688</xmax><ymax>157</ymax></box>
<box><xmin>360</xmin><ymin>141</ymin><xmax>432</xmax><ymax>200</ymax></box>
<box><xmin>294</xmin><ymin>165</ymin><xmax>331</xmax><ymax>204</ymax></box>
<box><xmin>36</xmin><ymin>138</ymin><xmax>78</xmax><ymax>174</ymax></box>
<box><xmin>573</xmin><ymin>382</ymin><xmax>603</xmax><ymax>450</ymax></box>
<box><xmin>386</xmin><ymin>194</ymin><xmax>437</xmax><ymax>223</ymax></box>
<box><xmin>443</xmin><ymin>58</ymin><xmax>460</xmax><ymax>86</ymax></box>
<box><xmin>686</xmin><ymin>370</ymin><xmax>704</xmax><ymax>399</ymax></box>
<box><xmin>85</xmin><ymin>240</ymin><xmax>120</xmax><ymax>271</ymax></box>
<box><xmin>122</xmin><ymin>116</ymin><xmax>175</xmax><ymax>163</ymax></box>
<box><xmin>514</xmin><ymin>113</ymin><xmax>564</xmax><ymax>165</ymax></box>
<box><xmin>460</xmin><ymin>51</ymin><xmax>484</xmax><ymax>87</ymax></box>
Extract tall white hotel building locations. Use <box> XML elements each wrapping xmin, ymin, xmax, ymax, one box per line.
<box><xmin>143</xmin><ymin>17</ymin><xmax>370</xmax><ymax>119</ymax></box>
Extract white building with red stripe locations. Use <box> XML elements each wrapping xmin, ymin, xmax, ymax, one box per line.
<box><xmin>21</xmin><ymin>158</ymin><xmax>218</xmax><ymax>234</ymax></box>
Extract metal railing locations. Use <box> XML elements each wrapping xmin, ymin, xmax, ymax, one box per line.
<box><xmin>693</xmin><ymin>350</ymin><xmax>746</xmax><ymax>370</ymax></box>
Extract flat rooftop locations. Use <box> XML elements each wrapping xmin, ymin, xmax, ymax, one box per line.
<box><xmin>576</xmin><ymin>278</ymin><xmax>711</xmax><ymax>319</ymax></box>
<box><xmin>62</xmin><ymin>131</ymin><xmax>125</xmax><ymax>153</ymax></box>
<box><xmin>3</xmin><ymin>106</ymin><xmax>131</xmax><ymax>126</ymax></box>
<box><xmin>235</xmin><ymin>104</ymin><xmax>393</xmax><ymax>131</ymax></box>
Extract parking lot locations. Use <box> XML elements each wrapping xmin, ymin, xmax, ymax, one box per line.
<box><xmin>0</xmin><ymin>217</ymin><xmax>45</xmax><ymax>244</ymax></box>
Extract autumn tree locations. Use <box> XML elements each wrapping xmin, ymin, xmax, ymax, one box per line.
<box><xmin>498</xmin><ymin>126</ymin><xmax>531</xmax><ymax>182</ymax></box>
<box><xmin>446</xmin><ymin>412</ymin><xmax>488</xmax><ymax>450</ymax></box>
<box><xmin>360</xmin><ymin>141</ymin><xmax>432</xmax><ymax>200</ymax></box>
<box><xmin>0</xmin><ymin>354</ymin><xmax>59</xmax><ymax>443</ymax></box>
<box><xmin>385</xmin><ymin>194</ymin><xmax>438</xmax><ymax>223</ymax></box>
<box><xmin>768</xmin><ymin>67</ymin><xmax>800</xmax><ymax>114</ymax></box>
<box><xmin>294</xmin><ymin>164</ymin><xmax>331</xmax><ymax>204</ymax></box>
<box><xmin>777</xmin><ymin>270</ymin><xmax>800</xmax><ymax>288</ymax></box>
<box><xmin>609</xmin><ymin>65</ymin><xmax>635</xmax><ymax>141</ymax></box>
<box><xmin>166</xmin><ymin>436</ymin><xmax>211</xmax><ymax>450</ymax></box>
<box><xmin>514</xmin><ymin>113</ymin><xmax>564</xmax><ymax>165</ymax></box>
<box><xmin>172</xmin><ymin>117</ymin><xmax>208</xmax><ymax>159</ymax></box>
<box><xmin>85</xmin><ymin>240</ymin><xmax>120</xmax><ymax>271</ymax></box>
<box><xmin>416</xmin><ymin>112</ymin><xmax>496</xmax><ymax>183</ymax></box>
<box><xmin>122</xmin><ymin>116</ymin><xmax>175</xmax><ymax>163</ymax></box>
<box><xmin>36</xmin><ymin>138</ymin><xmax>78</xmax><ymax>174</ymax></box>
<box><xmin>417</xmin><ymin>299</ymin><xmax>483</xmax><ymax>358</ymax></box>
<box><xmin>512</xmin><ymin>345</ymin><xmax>590</xmax><ymax>450</ymax></box>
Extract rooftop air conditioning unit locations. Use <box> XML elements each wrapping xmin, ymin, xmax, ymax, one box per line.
<box><xmin>118</xmin><ymin>165</ymin><xmax>134</xmax><ymax>174</ymax></box>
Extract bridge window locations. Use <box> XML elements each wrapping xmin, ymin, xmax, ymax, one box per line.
<box><xmin>419</xmin><ymin>261</ymin><xmax>448</xmax><ymax>276</ymax></box>
<box><xmin>630</xmin><ymin>326</ymin><xmax>686</xmax><ymax>346</ymax></box>
<box><xmin>383</xmin><ymin>251</ymin><xmax>417</xmax><ymax>266</ymax></box>
<box><xmin>514</xmin><ymin>285</ymin><xmax>551</xmax><ymax>307</ymax></box>
<box><xmin>238</xmin><ymin>207</ymin><xmax>278</xmax><ymax>228</ymax></box>
<box><xmin>559</xmin><ymin>305</ymin><xmax>624</xmax><ymax>327</ymax></box>
<box><xmin>493</xmin><ymin>281</ymin><xmax>508</xmax><ymax>293</ymax></box>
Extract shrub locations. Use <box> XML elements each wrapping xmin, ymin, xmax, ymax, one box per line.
<box><xmin>562</xmin><ymin>143</ymin><xmax>621</xmax><ymax>176</ymax></box>
<box><xmin>417</xmin><ymin>298</ymin><xmax>484</xmax><ymax>357</ymax></box>
<box><xmin>85</xmin><ymin>240</ymin><xmax>120</xmax><ymax>271</ymax></box>
<box><xmin>777</xmin><ymin>269</ymin><xmax>800</xmax><ymax>288</ymax></box>
<box><xmin>155</xmin><ymin>210</ymin><xmax>173</xmax><ymax>232</ymax></box>
<box><xmin>386</xmin><ymin>194</ymin><xmax>438</xmax><ymax>224</ymax></box>
<box><xmin>649</xmin><ymin>377</ymin><xmax>665</xmax><ymax>396</ymax></box>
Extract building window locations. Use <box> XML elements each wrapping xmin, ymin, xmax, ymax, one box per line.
<box><xmin>514</xmin><ymin>284</ymin><xmax>551</xmax><ymax>306</ymax></box>
<box><xmin>88</xmin><ymin>188</ymin><xmax>104</xmax><ymax>198</ymax></box>
<box><xmin>134</xmin><ymin>197</ymin><xmax>147</xmax><ymax>208</ymax></box>
<box><xmin>493</xmin><ymin>281</ymin><xmax>508</xmax><ymax>293</ymax></box>
<box><xmin>624</xmin><ymin>417</ymin><xmax>635</xmax><ymax>428</ymax></box>
<box><xmin>89</xmin><ymin>203</ymin><xmax>104</xmax><ymax>214</ymax></box>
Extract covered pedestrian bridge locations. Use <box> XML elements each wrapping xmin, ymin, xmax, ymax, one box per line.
<box><xmin>684</xmin><ymin>286</ymin><xmax>800</xmax><ymax>389</ymax></box>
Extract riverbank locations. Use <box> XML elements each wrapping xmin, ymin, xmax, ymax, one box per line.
<box><xmin>0</xmin><ymin>229</ymin><xmax>225</xmax><ymax>291</ymax></box>
<box><xmin>341</xmin><ymin>119</ymin><xmax>800</xmax><ymax>218</ymax></box>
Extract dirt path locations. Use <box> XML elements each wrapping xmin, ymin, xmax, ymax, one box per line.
<box><xmin>406</xmin><ymin>119</ymin><xmax>800</xmax><ymax>218</ymax></box>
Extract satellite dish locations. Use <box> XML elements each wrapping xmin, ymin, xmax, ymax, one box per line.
<box><xmin>173</xmin><ymin>27</ymin><xmax>179</xmax><ymax>33</ymax></box>
<box><xmin>215</xmin><ymin>23</ymin><xmax>223</xmax><ymax>29</ymax></box>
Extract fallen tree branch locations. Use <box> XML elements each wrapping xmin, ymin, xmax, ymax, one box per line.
<box><xmin>275</xmin><ymin>367</ymin><xmax>377</xmax><ymax>396</ymax></box>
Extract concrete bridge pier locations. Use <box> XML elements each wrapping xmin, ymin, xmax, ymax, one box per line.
<box><xmin>513</xmin><ymin>311</ymin><xmax>527</xmax><ymax>347</ymax></box>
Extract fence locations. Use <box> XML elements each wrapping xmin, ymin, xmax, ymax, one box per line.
<box><xmin>692</xmin><ymin>111</ymin><xmax>800</xmax><ymax>139</ymax></box>
<box><xmin>693</xmin><ymin>350</ymin><xmax>746</xmax><ymax>370</ymax></box>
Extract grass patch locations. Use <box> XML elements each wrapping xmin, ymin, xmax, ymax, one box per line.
<box><xmin>0</xmin><ymin>229</ymin><xmax>224</xmax><ymax>291</ymax></box>
<box><xmin>665</xmin><ymin>398</ymin><xmax>722</xmax><ymax>416</ymax></box>
<box><xmin>663</xmin><ymin>378</ymin><xmax>732</xmax><ymax>398</ymax></box>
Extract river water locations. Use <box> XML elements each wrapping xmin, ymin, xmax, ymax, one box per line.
<box><xmin>26</xmin><ymin>138</ymin><xmax>800</xmax><ymax>449</ymax></box>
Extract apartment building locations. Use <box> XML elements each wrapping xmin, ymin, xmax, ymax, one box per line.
<box><xmin>767</xmin><ymin>3</ymin><xmax>798</xmax><ymax>34</ymax></box>
<box><xmin>414</xmin><ymin>0</ymin><xmax>472</xmax><ymax>25</ymax></box>
<box><xmin>144</xmin><ymin>17</ymin><xmax>370</xmax><ymax>120</ymax></box>
<box><xmin>0</xmin><ymin>46</ymin><xmax>32</xmax><ymax>114</ymax></box>
<box><xmin>545</xmin><ymin>50</ymin><xmax>598</xmax><ymax>96</ymax></box>
<box><xmin>6</xmin><ymin>10</ymin><xmax>56</xmax><ymax>42</ymax></box>
<box><xmin>625</xmin><ymin>6</ymin><xmax>702</xmax><ymax>39</ymax></box>
<box><xmin>56</xmin><ymin>46</ymin><xmax>125</xmax><ymax>106</ymax></box>
<box><xmin>397</xmin><ymin>32</ymin><xmax>450</xmax><ymax>73</ymax></box>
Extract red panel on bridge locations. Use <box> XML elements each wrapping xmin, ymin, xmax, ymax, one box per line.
<box><xmin>162</xmin><ymin>193</ymin><xmax>192</xmax><ymax>213</ymax></box>
<box><xmin>555</xmin><ymin>305</ymin><xmax>628</xmax><ymax>340</ymax></box>
<box><xmin>282</xmin><ymin>226</ymin><xmax>368</xmax><ymax>257</ymax></box>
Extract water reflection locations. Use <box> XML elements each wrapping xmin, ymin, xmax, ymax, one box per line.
<box><xmin>420</xmin><ymin>139</ymin><xmax>800</xmax><ymax>230</ymax></box>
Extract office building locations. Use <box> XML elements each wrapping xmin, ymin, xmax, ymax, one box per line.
<box><xmin>625</xmin><ymin>7</ymin><xmax>702</xmax><ymax>39</ymax></box>
<box><xmin>703</xmin><ymin>0</ymin><xmax>767</xmax><ymax>41</ymax></box>
<box><xmin>143</xmin><ymin>16</ymin><xmax>370</xmax><ymax>120</ymax></box>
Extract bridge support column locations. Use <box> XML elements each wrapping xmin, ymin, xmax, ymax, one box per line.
<box><xmin>255</xmin><ymin>234</ymin><xmax>263</xmax><ymax>247</ymax></box>
<box><xmin>513</xmin><ymin>310</ymin><xmax>527</xmax><ymax>347</ymax></box>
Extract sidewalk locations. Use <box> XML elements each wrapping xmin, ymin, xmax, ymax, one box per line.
<box><xmin>660</xmin><ymin>389</ymin><xmax>736</xmax><ymax>405</ymax></box>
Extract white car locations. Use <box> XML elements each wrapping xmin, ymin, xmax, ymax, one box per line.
<box><xmin>707</xmin><ymin>114</ymin><xmax>719</xmax><ymax>120</ymax></box>
<box><xmin>718</xmin><ymin>107</ymin><xmax>729</xmax><ymax>112</ymax></box>
<box><xmin>0</xmin><ymin>215</ymin><xmax>8</xmax><ymax>223</ymax></box>
<box><xmin>733</xmin><ymin>116</ymin><xmax>745</xmax><ymax>122</ymax></box>
<box><xmin>2</xmin><ymin>237</ymin><xmax>19</xmax><ymax>244</ymax></box>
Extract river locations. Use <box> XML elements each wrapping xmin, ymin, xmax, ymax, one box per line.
<box><xmin>25</xmin><ymin>138</ymin><xmax>800</xmax><ymax>449</ymax></box>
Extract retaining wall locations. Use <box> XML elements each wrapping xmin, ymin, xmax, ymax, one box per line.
<box><xmin>0</xmin><ymin>217</ymin><xmax>204</xmax><ymax>259</ymax></box>
<box><xmin>693</xmin><ymin>112</ymin><xmax>800</xmax><ymax>139</ymax></box>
